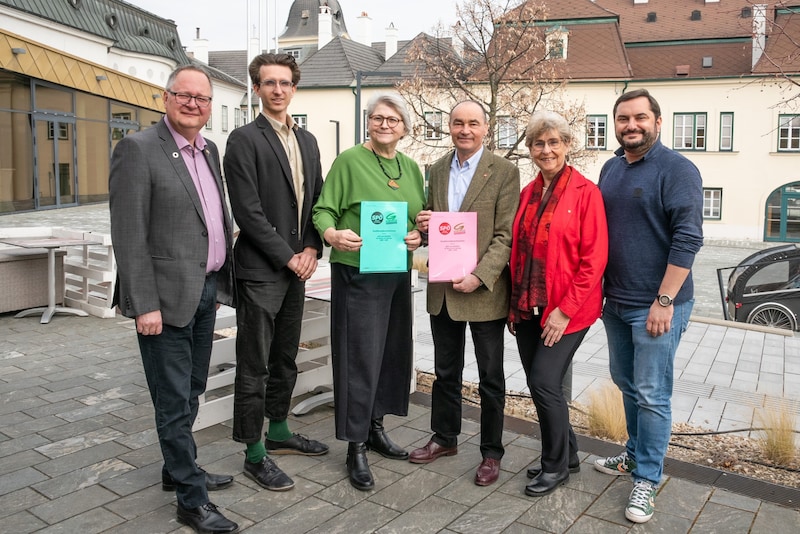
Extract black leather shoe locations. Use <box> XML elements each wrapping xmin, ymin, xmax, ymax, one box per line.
<box><xmin>524</xmin><ymin>470</ymin><xmax>570</xmax><ymax>497</ymax></box>
<box><xmin>266</xmin><ymin>433</ymin><xmax>329</xmax><ymax>456</ymax></box>
<box><xmin>162</xmin><ymin>470</ymin><xmax>234</xmax><ymax>492</ymax></box>
<box><xmin>346</xmin><ymin>442</ymin><xmax>374</xmax><ymax>491</ymax></box>
<box><xmin>243</xmin><ymin>457</ymin><xmax>295</xmax><ymax>491</ymax></box>
<box><xmin>176</xmin><ymin>502</ymin><xmax>239</xmax><ymax>534</ymax></box>
<box><xmin>526</xmin><ymin>458</ymin><xmax>580</xmax><ymax>479</ymax></box>
<box><xmin>366</xmin><ymin>418</ymin><xmax>409</xmax><ymax>460</ymax></box>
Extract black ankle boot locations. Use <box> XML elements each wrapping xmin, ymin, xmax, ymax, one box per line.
<box><xmin>346</xmin><ymin>442</ymin><xmax>374</xmax><ymax>491</ymax></box>
<box><xmin>366</xmin><ymin>417</ymin><xmax>409</xmax><ymax>460</ymax></box>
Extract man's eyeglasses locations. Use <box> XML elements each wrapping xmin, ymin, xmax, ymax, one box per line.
<box><xmin>259</xmin><ymin>80</ymin><xmax>294</xmax><ymax>90</ymax></box>
<box><xmin>167</xmin><ymin>91</ymin><xmax>212</xmax><ymax>108</ymax></box>
<box><xmin>369</xmin><ymin>115</ymin><xmax>402</xmax><ymax>128</ymax></box>
<box><xmin>531</xmin><ymin>139</ymin><xmax>563</xmax><ymax>152</ymax></box>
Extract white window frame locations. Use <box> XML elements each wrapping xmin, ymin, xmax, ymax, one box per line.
<box><xmin>719</xmin><ymin>112</ymin><xmax>733</xmax><ymax>151</ymax></box>
<box><xmin>703</xmin><ymin>188</ymin><xmax>722</xmax><ymax>219</ymax></box>
<box><xmin>673</xmin><ymin>112</ymin><xmax>706</xmax><ymax>150</ymax></box>
<box><xmin>586</xmin><ymin>115</ymin><xmax>607</xmax><ymax>150</ymax></box>
<box><xmin>221</xmin><ymin>105</ymin><xmax>228</xmax><ymax>133</ymax></box>
<box><xmin>497</xmin><ymin>116</ymin><xmax>517</xmax><ymax>149</ymax></box>
<box><xmin>778</xmin><ymin>114</ymin><xmax>800</xmax><ymax>151</ymax></box>
<box><xmin>424</xmin><ymin>111</ymin><xmax>443</xmax><ymax>140</ymax></box>
<box><xmin>292</xmin><ymin>114</ymin><xmax>308</xmax><ymax>130</ymax></box>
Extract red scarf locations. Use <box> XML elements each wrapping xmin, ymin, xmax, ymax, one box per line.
<box><xmin>510</xmin><ymin>166</ymin><xmax>571</xmax><ymax>322</ymax></box>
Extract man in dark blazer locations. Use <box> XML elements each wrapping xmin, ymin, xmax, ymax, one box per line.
<box><xmin>410</xmin><ymin>100</ymin><xmax>520</xmax><ymax>487</ymax></box>
<box><xmin>223</xmin><ymin>53</ymin><xmax>327</xmax><ymax>492</ymax></box>
<box><xmin>110</xmin><ymin>65</ymin><xmax>238</xmax><ymax>534</ymax></box>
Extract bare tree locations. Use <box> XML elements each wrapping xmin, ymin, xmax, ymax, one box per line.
<box><xmin>396</xmin><ymin>0</ymin><xmax>590</xmax><ymax>172</ymax></box>
<box><xmin>748</xmin><ymin>1</ymin><xmax>800</xmax><ymax>108</ymax></box>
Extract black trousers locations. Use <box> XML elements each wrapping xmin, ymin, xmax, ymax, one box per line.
<box><xmin>330</xmin><ymin>264</ymin><xmax>413</xmax><ymax>442</ymax></box>
<box><xmin>430</xmin><ymin>304</ymin><xmax>506</xmax><ymax>460</ymax></box>
<box><xmin>138</xmin><ymin>275</ymin><xmax>216</xmax><ymax>509</ymax></box>
<box><xmin>232</xmin><ymin>275</ymin><xmax>304</xmax><ymax>443</ymax></box>
<box><xmin>515</xmin><ymin>318</ymin><xmax>588</xmax><ymax>473</ymax></box>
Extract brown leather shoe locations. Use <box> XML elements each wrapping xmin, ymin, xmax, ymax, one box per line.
<box><xmin>475</xmin><ymin>457</ymin><xmax>500</xmax><ymax>486</ymax></box>
<box><xmin>408</xmin><ymin>440</ymin><xmax>457</xmax><ymax>464</ymax></box>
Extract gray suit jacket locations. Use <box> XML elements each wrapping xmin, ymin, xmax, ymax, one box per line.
<box><xmin>109</xmin><ymin>118</ymin><xmax>235</xmax><ymax>327</ymax></box>
<box><xmin>223</xmin><ymin>113</ymin><xmax>323</xmax><ymax>281</ymax></box>
<box><xmin>426</xmin><ymin>149</ymin><xmax>520</xmax><ymax>322</ymax></box>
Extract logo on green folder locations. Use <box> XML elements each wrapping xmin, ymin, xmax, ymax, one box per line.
<box><xmin>370</xmin><ymin>211</ymin><xmax>398</xmax><ymax>225</ymax></box>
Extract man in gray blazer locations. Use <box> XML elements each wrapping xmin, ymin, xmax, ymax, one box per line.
<box><xmin>223</xmin><ymin>53</ymin><xmax>327</xmax><ymax>492</ymax></box>
<box><xmin>110</xmin><ymin>66</ymin><xmax>237</xmax><ymax>534</ymax></box>
<box><xmin>410</xmin><ymin>101</ymin><xmax>519</xmax><ymax>487</ymax></box>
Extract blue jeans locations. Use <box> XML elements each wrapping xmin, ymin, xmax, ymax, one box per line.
<box><xmin>602</xmin><ymin>299</ymin><xmax>693</xmax><ymax>486</ymax></box>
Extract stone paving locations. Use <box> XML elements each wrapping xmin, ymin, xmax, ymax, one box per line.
<box><xmin>1</xmin><ymin>203</ymin><xmax>799</xmax><ymax>532</ymax></box>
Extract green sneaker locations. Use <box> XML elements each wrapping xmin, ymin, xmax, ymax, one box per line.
<box><xmin>593</xmin><ymin>452</ymin><xmax>635</xmax><ymax>475</ymax></box>
<box><xmin>625</xmin><ymin>480</ymin><xmax>656</xmax><ymax>523</ymax></box>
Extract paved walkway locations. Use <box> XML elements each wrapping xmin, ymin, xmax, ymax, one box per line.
<box><xmin>1</xmin><ymin>203</ymin><xmax>799</xmax><ymax>532</ymax></box>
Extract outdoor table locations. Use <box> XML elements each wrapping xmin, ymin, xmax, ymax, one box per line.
<box><xmin>0</xmin><ymin>236</ymin><xmax>101</xmax><ymax>324</ymax></box>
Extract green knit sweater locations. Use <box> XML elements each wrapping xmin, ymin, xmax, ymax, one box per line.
<box><xmin>313</xmin><ymin>144</ymin><xmax>425</xmax><ymax>269</ymax></box>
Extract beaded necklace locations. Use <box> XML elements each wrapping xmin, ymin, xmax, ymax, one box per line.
<box><xmin>370</xmin><ymin>147</ymin><xmax>402</xmax><ymax>190</ymax></box>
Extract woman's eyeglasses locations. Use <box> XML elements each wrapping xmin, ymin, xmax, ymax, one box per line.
<box><xmin>369</xmin><ymin>115</ymin><xmax>402</xmax><ymax>128</ymax></box>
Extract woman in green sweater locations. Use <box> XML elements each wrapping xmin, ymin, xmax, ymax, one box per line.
<box><xmin>313</xmin><ymin>92</ymin><xmax>425</xmax><ymax>491</ymax></box>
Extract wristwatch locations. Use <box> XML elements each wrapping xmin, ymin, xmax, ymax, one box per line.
<box><xmin>657</xmin><ymin>294</ymin><xmax>674</xmax><ymax>307</ymax></box>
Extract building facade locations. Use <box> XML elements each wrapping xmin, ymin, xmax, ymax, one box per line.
<box><xmin>264</xmin><ymin>0</ymin><xmax>800</xmax><ymax>242</ymax></box>
<box><xmin>0</xmin><ymin>0</ymin><xmax>244</xmax><ymax>213</ymax></box>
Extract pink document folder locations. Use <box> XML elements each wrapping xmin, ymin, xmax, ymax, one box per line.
<box><xmin>427</xmin><ymin>212</ymin><xmax>478</xmax><ymax>282</ymax></box>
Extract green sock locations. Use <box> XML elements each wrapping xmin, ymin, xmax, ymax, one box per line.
<box><xmin>246</xmin><ymin>441</ymin><xmax>266</xmax><ymax>464</ymax></box>
<box><xmin>267</xmin><ymin>419</ymin><xmax>292</xmax><ymax>442</ymax></box>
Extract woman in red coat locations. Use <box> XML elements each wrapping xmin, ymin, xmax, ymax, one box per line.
<box><xmin>509</xmin><ymin>110</ymin><xmax>608</xmax><ymax>497</ymax></box>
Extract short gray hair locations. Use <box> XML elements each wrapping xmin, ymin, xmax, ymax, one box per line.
<box><xmin>365</xmin><ymin>92</ymin><xmax>412</xmax><ymax>136</ymax></box>
<box><xmin>525</xmin><ymin>110</ymin><xmax>572</xmax><ymax>148</ymax></box>
<box><xmin>165</xmin><ymin>65</ymin><xmax>214</xmax><ymax>95</ymax></box>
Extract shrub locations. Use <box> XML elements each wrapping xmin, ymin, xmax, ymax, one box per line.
<box><xmin>587</xmin><ymin>381</ymin><xmax>627</xmax><ymax>442</ymax></box>
<box><xmin>757</xmin><ymin>402</ymin><xmax>798</xmax><ymax>465</ymax></box>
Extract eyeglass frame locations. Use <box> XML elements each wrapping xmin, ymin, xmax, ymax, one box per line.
<box><xmin>166</xmin><ymin>91</ymin><xmax>213</xmax><ymax>108</ymax></box>
<box><xmin>369</xmin><ymin>115</ymin><xmax>403</xmax><ymax>128</ymax></box>
<box><xmin>530</xmin><ymin>138</ymin><xmax>564</xmax><ymax>152</ymax></box>
<box><xmin>257</xmin><ymin>79</ymin><xmax>295</xmax><ymax>90</ymax></box>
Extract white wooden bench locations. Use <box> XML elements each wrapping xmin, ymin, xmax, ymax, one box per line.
<box><xmin>193</xmin><ymin>263</ymin><xmax>334</xmax><ymax>431</ymax></box>
<box><xmin>194</xmin><ymin>263</ymin><xmax>420</xmax><ymax>430</ymax></box>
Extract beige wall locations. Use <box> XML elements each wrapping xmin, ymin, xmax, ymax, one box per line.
<box><xmin>292</xmin><ymin>77</ymin><xmax>800</xmax><ymax>242</ymax></box>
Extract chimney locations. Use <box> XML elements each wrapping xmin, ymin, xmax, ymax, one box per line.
<box><xmin>249</xmin><ymin>35</ymin><xmax>260</xmax><ymax>64</ymax></box>
<box><xmin>355</xmin><ymin>11</ymin><xmax>372</xmax><ymax>47</ymax></box>
<box><xmin>385</xmin><ymin>23</ymin><xmax>398</xmax><ymax>60</ymax></box>
<box><xmin>752</xmin><ymin>4</ymin><xmax>767</xmax><ymax>68</ymax></box>
<box><xmin>451</xmin><ymin>20</ymin><xmax>464</xmax><ymax>58</ymax></box>
<box><xmin>192</xmin><ymin>27</ymin><xmax>209</xmax><ymax>64</ymax></box>
<box><xmin>318</xmin><ymin>5</ymin><xmax>333</xmax><ymax>50</ymax></box>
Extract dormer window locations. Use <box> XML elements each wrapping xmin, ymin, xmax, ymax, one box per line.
<box><xmin>546</xmin><ymin>26</ymin><xmax>568</xmax><ymax>60</ymax></box>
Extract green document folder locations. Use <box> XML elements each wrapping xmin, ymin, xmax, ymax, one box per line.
<box><xmin>359</xmin><ymin>200</ymin><xmax>408</xmax><ymax>273</ymax></box>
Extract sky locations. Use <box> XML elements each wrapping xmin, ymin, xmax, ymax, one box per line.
<box><xmin>126</xmin><ymin>0</ymin><xmax>459</xmax><ymax>52</ymax></box>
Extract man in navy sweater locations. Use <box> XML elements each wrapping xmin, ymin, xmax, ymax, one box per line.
<box><xmin>594</xmin><ymin>89</ymin><xmax>703</xmax><ymax>524</ymax></box>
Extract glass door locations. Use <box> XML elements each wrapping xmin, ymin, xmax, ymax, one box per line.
<box><xmin>33</xmin><ymin>117</ymin><xmax>76</xmax><ymax>208</ymax></box>
<box><xmin>765</xmin><ymin>183</ymin><xmax>800</xmax><ymax>242</ymax></box>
